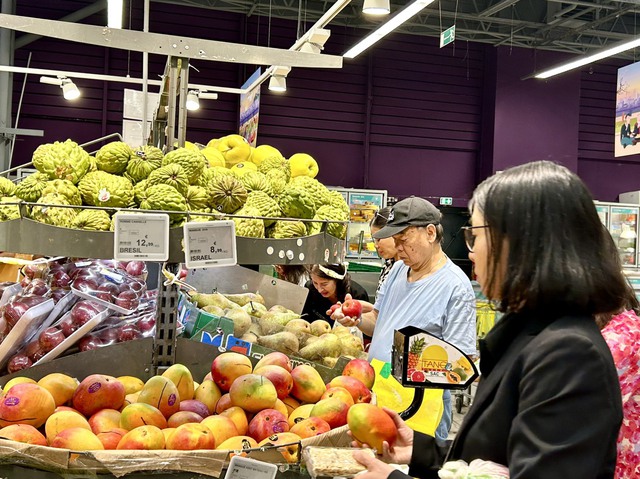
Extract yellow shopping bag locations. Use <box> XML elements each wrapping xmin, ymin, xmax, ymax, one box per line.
<box><xmin>371</xmin><ymin>359</ymin><xmax>443</xmax><ymax>436</ymax></box>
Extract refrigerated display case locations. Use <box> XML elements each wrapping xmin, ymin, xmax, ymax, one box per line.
<box><xmin>329</xmin><ymin>188</ymin><xmax>387</xmax><ymax>259</ymax></box>
<box><xmin>595</xmin><ymin>201</ymin><xmax>639</xmax><ymax>270</ymax></box>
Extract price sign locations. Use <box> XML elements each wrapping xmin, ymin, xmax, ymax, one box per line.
<box><xmin>224</xmin><ymin>456</ymin><xmax>277</xmax><ymax>479</ymax></box>
<box><xmin>114</xmin><ymin>213</ymin><xmax>170</xmax><ymax>261</ymax></box>
<box><xmin>183</xmin><ymin>220</ymin><xmax>237</xmax><ymax>269</ymax></box>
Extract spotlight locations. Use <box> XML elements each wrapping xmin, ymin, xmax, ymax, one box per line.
<box><xmin>40</xmin><ymin>76</ymin><xmax>81</xmax><ymax>100</ymax></box>
<box><xmin>186</xmin><ymin>90</ymin><xmax>200</xmax><ymax>111</ymax></box>
<box><xmin>363</xmin><ymin>0</ymin><xmax>390</xmax><ymax>15</ymax></box>
<box><xmin>268</xmin><ymin>75</ymin><xmax>287</xmax><ymax>92</ymax></box>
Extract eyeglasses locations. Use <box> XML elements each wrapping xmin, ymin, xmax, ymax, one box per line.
<box><xmin>461</xmin><ymin>225</ymin><xmax>490</xmax><ymax>252</ymax></box>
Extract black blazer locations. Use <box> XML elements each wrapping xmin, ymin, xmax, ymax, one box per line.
<box><xmin>390</xmin><ymin>312</ymin><xmax>623</xmax><ymax>479</ymax></box>
<box><xmin>301</xmin><ymin>280</ymin><xmax>370</xmax><ymax>325</ymax></box>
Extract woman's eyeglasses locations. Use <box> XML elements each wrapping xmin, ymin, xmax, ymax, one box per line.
<box><xmin>461</xmin><ymin>225</ymin><xmax>490</xmax><ymax>252</ymax></box>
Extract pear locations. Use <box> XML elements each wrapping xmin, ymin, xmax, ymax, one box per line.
<box><xmin>223</xmin><ymin>308</ymin><xmax>252</xmax><ymax>337</ymax></box>
<box><xmin>269</xmin><ymin>305</ymin><xmax>293</xmax><ymax>314</ymax></box>
<box><xmin>257</xmin><ymin>332</ymin><xmax>299</xmax><ymax>355</ymax></box>
<box><xmin>338</xmin><ymin>334</ymin><xmax>364</xmax><ymax>357</ymax></box>
<box><xmin>240</xmin><ymin>332</ymin><xmax>258</xmax><ymax>343</ymax></box>
<box><xmin>322</xmin><ymin>357</ymin><xmax>339</xmax><ymax>368</ymax></box>
<box><xmin>310</xmin><ymin>320</ymin><xmax>332</xmax><ymax>336</ymax></box>
<box><xmin>257</xmin><ymin>316</ymin><xmax>285</xmax><ymax>336</ymax></box>
<box><xmin>298</xmin><ymin>333</ymin><xmax>341</xmax><ymax>361</ymax></box>
<box><xmin>285</xmin><ymin>319</ymin><xmax>314</xmax><ymax>345</ymax></box>
<box><xmin>190</xmin><ymin>292</ymin><xmax>236</xmax><ymax>310</ymax></box>
<box><xmin>301</xmin><ymin>335</ymin><xmax>320</xmax><ymax>348</ymax></box>
<box><xmin>223</xmin><ymin>292</ymin><xmax>265</xmax><ymax>307</ymax></box>
<box><xmin>202</xmin><ymin>305</ymin><xmax>225</xmax><ymax>317</ymax></box>
<box><xmin>243</xmin><ymin>301</ymin><xmax>267</xmax><ymax>317</ymax></box>
<box><xmin>248</xmin><ymin>320</ymin><xmax>263</xmax><ymax>336</ymax></box>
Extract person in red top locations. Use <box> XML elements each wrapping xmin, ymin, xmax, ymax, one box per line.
<box><xmin>599</xmin><ymin>289</ymin><xmax>640</xmax><ymax>479</ymax></box>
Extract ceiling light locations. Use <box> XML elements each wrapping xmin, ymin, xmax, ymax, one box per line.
<box><xmin>268</xmin><ymin>75</ymin><xmax>287</xmax><ymax>92</ymax></box>
<box><xmin>363</xmin><ymin>0</ymin><xmax>390</xmax><ymax>16</ymax></box>
<box><xmin>107</xmin><ymin>0</ymin><xmax>123</xmax><ymax>29</ymax></box>
<box><xmin>344</xmin><ymin>0</ymin><xmax>435</xmax><ymax>59</ymax></box>
<box><xmin>534</xmin><ymin>37</ymin><xmax>640</xmax><ymax>79</ymax></box>
<box><xmin>186</xmin><ymin>90</ymin><xmax>200</xmax><ymax>111</ymax></box>
<box><xmin>40</xmin><ymin>75</ymin><xmax>81</xmax><ymax>100</ymax></box>
<box><xmin>61</xmin><ymin>80</ymin><xmax>81</xmax><ymax>100</ymax></box>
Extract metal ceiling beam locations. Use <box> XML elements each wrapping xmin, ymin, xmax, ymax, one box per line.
<box><xmin>478</xmin><ymin>0</ymin><xmax>521</xmax><ymax>17</ymax></box>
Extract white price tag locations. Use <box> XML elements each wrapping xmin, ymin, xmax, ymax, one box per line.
<box><xmin>114</xmin><ymin>213</ymin><xmax>170</xmax><ymax>261</ymax></box>
<box><xmin>183</xmin><ymin>220</ymin><xmax>237</xmax><ymax>269</ymax></box>
<box><xmin>224</xmin><ymin>456</ymin><xmax>277</xmax><ymax>479</ymax></box>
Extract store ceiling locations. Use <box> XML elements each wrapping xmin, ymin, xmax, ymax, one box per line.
<box><xmin>154</xmin><ymin>0</ymin><xmax>640</xmax><ymax>57</ymax></box>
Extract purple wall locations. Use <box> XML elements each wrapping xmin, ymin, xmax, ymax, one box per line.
<box><xmin>8</xmin><ymin>1</ymin><xmax>640</xmax><ymax>202</ymax></box>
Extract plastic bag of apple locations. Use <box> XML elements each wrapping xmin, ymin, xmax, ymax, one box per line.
<box><xmin>0</xmin><ymin>351</ymin><xmax>396</xmax><ymax>471</ymax></box>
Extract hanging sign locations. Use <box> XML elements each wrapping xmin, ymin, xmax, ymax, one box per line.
<box><xmin>183</xmin><ymin>220</ymin><xmax>237</xmax><ymax>269</ymax></box>
<box><xmin>440</xmin><ymin>25</ymin><xmax>456</xmax><ymax>48</ymax></box>
<box><xmin>114</xmin><ymin>213</ymin><xmax>170</xmax><ymax>261</ymax></box>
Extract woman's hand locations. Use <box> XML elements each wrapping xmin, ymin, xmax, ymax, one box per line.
<box><xmin>350</xmin><ymin>408</ymin><xmax>415</xmax><ymax>464</ymax></box>
<box><xmin>328</xmin><ymin>294</ymin><xmax>360</xmax><ymax>327</ymax></box>
<box><xmin>352</xmin><ymin>451</ymin><xmax>395</xmax><ymax>479</ymax></box>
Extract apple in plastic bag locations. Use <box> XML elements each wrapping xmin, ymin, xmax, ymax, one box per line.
<box><xmin>79</xmin><ymin>334</ymin><xmax>104</xmax><ymax>351</ymax></box>
<box><xmin>95</xmin><ymin>283</ymin><xmax>119</xmax><ymax>303</ymax></box>
<box><xmin>39</xmin><ymin>327</ymin><xmax>66</xmax><ymax>352</ymax></box>
<box><xmin>97</xmin><ymin>327</ymin><xmax>118</xmax><ymax>345</ymax></box>
<box><xmin>7</xmin><ymin>354</ymin><xmax>32</xmax><ymax>373</ymax></box>
<box><xmin>70</xmin><ymin>301</ymin><xmax>103</xmax><ymax>327</ymax></box>
<box><xmin>51</xmin><ymin>270</ymin><xmax>71</xmax><ymax>289</ymax></box>
<box><xmin>50</xmin><ymin>289</ymin><xmax>68</xmax><ymax>304</ymax></box>
<box><xmin>4</xmin><ymin>295</ymin><xmax>48</xmax><ymax>327</ymax></box>
<box><xmin>115</xmin><ymin>291</ymin><xmax>139</xmax><ymax>311</ymax></box>
<box><xmin>125</xmin><ymin>261</ymin><xmax>146</xmax><ymax>278</ymax></box>
<box><xmin>116</xmin><ymin>324</ymin><xmax>142</xmax><ymax>342</ymax></box>
<box><xmin>136</xmin><ymin>316</ymin><xmax>156</xmax><ymax>334</ymax></box>
<box><xmin>23</xmin><ymin>278</ymin><xmax>50</xmax><ymax>296</ymax></box>
<box><xmin>72</xmin><ymin>277</ymin><xmax>100</xmax><ymax>294</ymax></box>
<box><xmin>58</xmin><ymin>315</ymin><xmax>77</xmax><ymax>337</ymax></box>
<box><xmin>22</xmin><ymin>263</ymin><xmax>48</xmax><ymax>280</ymax></box>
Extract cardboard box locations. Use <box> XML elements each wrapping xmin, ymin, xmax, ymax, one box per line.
<box><xmin>0</xmin><ymin>253</ymin><xmax>33</xmax><ymax>282</ymax></box>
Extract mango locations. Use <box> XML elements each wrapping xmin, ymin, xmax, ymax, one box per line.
<box><xmin>137</xmin><ymin>376</ymin><xmax>180</xmax><ymax>418</ymax></box>
<box><xmin>346</xmin><ymin>403</ymin><xmax>398</xmax><ymax>452</ymax></box>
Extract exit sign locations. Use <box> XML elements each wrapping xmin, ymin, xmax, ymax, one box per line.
<box><xmin>439</xmin><ymin>197</ymin><xmax>453</xmax><ymax>206</ymax></box>
<box><xmin>440</xmin><ymin>25</ymin><xmax>455</xmax><ymax>48</ymax></box>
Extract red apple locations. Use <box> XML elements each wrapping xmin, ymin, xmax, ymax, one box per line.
<box><xmin>72</xmin><ymin>277</ymin><xmax>100</xmax><ymax>294</ymax></box>
<box><xmin>341</xmin><ymin>299</ymin><xmax>362</xmax><ymax>318</ymax></box>
<box><xmin>78</xmin><ymin>335</ymin><xmax>104</xmax><ymax>351</ymax></box>
<box><xmin>51</xmin><ymin>270</ymin><xmax>71</xmax><ymax>289</ymax></box>
<box><xmin>70</xmin><ymin>301</ymin><xmax>102</xmax><ymax>326</ymax></box>
<box><xmin>23</xmin><ymin>278</ymin><xmax>50</xmax><ymax>296</ymax></box>
<box><xmin>97</xmin><ymin>328</ymin><xmax>118</xmax><ymax>345</ymax></box>
<box><xmin>115</xmin><ymin>291</ymin><xmax>139</xmax><ymax>311</ymax></box>
<box><xmin>24</xmin><ymin>340</ymin><xmax>42</xmax><ymax>361</ymax></box>
<box><xmin>136</xmin><ymin>316</ymin><xmax>155</xmax><ymax>334</ymax></box>
<box><xmin>58</xmin><ymin>316</ymin><xmax>77</xmax><ymax>337</ymax></box>
<box><xmin>50</xmin><ymin>289</ymin><xmax>68</xmax><ymax>304</ymax></box>
<box><xmin>328</xmin><ymin>304</ymin><xmax>341</xmax><ymax>315</ymax></box>
<box><xmin>95</xmin><ymin>283</ymin><xmax>119</xmax><ymax>303</ymax></box>
<box><xmin>7</xmin><ymin>354</ymin><xmax>32</xmax><ymax>373</ymax></box>
<box><xmin>125</xmin><ymin>261</ymin><xmax>146</xmax><ymax>277</ymax></box>
<box><xmin>116</xmin><ymin>324</ymin><xmax>142</xmax><ymax>342</ymax></box>
<box><xmin>38</xmin><ymin>327</ymin><xmax>66</xmax><ymax>352</ymax></box>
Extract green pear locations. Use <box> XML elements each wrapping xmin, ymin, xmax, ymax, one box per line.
<box><xmin>223</xmin><ymin>308</ymin><xmax>252</xmax><ymax>337</ymax></box>
<box><xmin>223</xmin><ymin>292</ymin><xmax>265</xmax><ymax>307</ymax></box>
<box><xmin>257</xmin><ymin>332</ymin><xmax>299</xmax><ymax>355</ymax></box>
<box><xmin>298</xmin><ymin>333</ymin><xmax>341</xmax><ymax>361</ymax></box>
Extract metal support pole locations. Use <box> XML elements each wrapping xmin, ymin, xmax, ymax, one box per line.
<box><xmin>0</xmin><ymin>0</ymin><xmax>16</xmax><ymax>171</ymax></box>
<box><xmin>177</xmin><ymin>58</ymin><xmax>189</xmax><ymax>148</ymax></box>
<box><xmin>142</xmin><ymin>0</ymin><xmax>150</xmax><ymax>144</ymax></box>
<box><xmin>153</xmin><ymin>262</ymin><xmax>179</xmax><ymax>372</ymax></box>
<box><xmin>166</xmin><ymin>57</ymin><xmax>178</xmax><ymax>151</ymax></box>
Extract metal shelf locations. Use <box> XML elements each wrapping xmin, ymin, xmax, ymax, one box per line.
<box><xmin>0</xmin><ymin>218</ymin><xmax>345</xmax><ymax>264</ymax></box>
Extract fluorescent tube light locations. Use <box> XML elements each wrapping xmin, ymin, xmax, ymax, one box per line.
<box><xmin>535</xmin><ymin>37</ymin><xmax>640</xmax><ymax>79</ymax></box>
<box><xmin>344</xmin><ymin>0</ymin><xmax>435</xmax><ymax>59</ymax></box>
<box><xmin>108</xmin><ymin>0</ymin><xmax>123</xmax><ymax>29</ymax></box>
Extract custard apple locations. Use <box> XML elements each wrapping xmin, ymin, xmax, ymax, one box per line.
<box><xmin>41</xmin><ymin>179</ymin><xmax>82</xmax><ymax>206</ymax></box>
<box><xmin>240</xmin><ymin>171</ymin><xmax>271</xmax><ymax>195</ymax></box>
<box><xmin>88</xmin><ymin>156</ymin><xmax>98</xmax><ymax>172</ymax></box>
<box><xmin>78</xmin><ymin>171</ymin><xmax>134</xmax><ymax>208</ymax></box>
<box><xmin>125</xmin><ymin>145</ymin><xmax>164</xmax><ymax>183</ymax></box>
<box><xmin>290</xmin><ymin>176</ymin><xmax>330</xmax><ymax>210</ymax></box>
<box><xmin>140</xmin><ymin>184</ymin><xmax>187</xmax><ymax>223</ymax></box>
<box><xmin>207</xmin><ymin>175</ymin><xmax>247</xmax><ymax>214</ymax></box>
<box><xmin>72</xmin><ymin>209</ymin><xmax>112</xmax><ymax>231</ymax></box>
<box><xmin>30</xmin><ymin>193</ymin><xmax>78</xmax><ymax>227</ymax></box>
<box><xmin>265</xmin><ymin>169</ymin><xmax>288</xmax><ymax>197</ymax></box>
<box><xmin>95</xmin><ymin>141</ymin><xmax>132</xmax><ymax>174</ymax></box>
<box><xmin>162</xmin><ymin>147</ymin><xmax>206</xmax><ymax>185</ymax></box>
<box><xmin>326</xmin><ymin>190</ymin><xmax>350</xmax><ymax>216</ymax></box>
<box><xmin>0</xmin><ymin>196</ymin><xmax>21</xmax><ymax>222</ymax></box>
<box><xmin>0</xmin><ymin>177</ymin><xmax>16</xmax><ymax>197</ymax></box>
<box><xmin>32</xmin><ymin>139</ymin><xmax>90</xmax><ymax>184</ymax></box>
<box><xmin>147</xmin><ymin>164</ymin><xmax>189</xmax><ymax>196</ymax></box>
<box><xmin>278</xmin><ymin>184</ymin><xmax>316</xmax><ymax>219</ymax></box>
<box><xmin>245</xmin><ymin>191</ymin><xmax>281</xmax><ymax>227</ymax></box>
<box><xmin>133</xmin><ymin>179</ymin><xmax>150</xmax><ymax>206</ymax></box>
<box><xmin>185</xmin><ymin>185</ymin><xmax>209</xmax><ymax>211</ymax></box>
<box><xmin>267</xmin><ymin>220</ymin><xmax>307</xmax><ymax>239</ymax></box>
<box><xmin>233</xmin><ymin>206</ymin><xmax>265</xmax><ymax>238</ymax></box>
<box><xmin>15</xmin><ymin>172</ymin><xmax>49</xmax><ymax>203</ymax></box>
<box><xmin>258</xmin><ymin>155</ymin><xmax>291</xmax><ymax>182</ymax></box>
<box><xmin>308</xmin><ymin>204</ymin><xmax>349</xmax><ymax>238</ymax></box>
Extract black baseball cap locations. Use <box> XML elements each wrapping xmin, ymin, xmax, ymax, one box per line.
<box><xmin>372</xmin><ymin>196</ymin><xmax>442</xmax><ymax>239</ymax></box>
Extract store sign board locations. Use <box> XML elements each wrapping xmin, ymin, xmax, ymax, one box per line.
<box><xmin>114</xmin><ymin>213</ymin><xmax>170</xmax><ymax>261</ymax></box>
<box><xmin>440</xmin><ymin>25</ymin><xmax>455</xmax><ymax>48</ymax></box>
<box><xmin>183</xmin><ymin>220</ymin><xmax>237</xmax><ymax>269</ymax></box>
<box><xmin>439</xmin><ymin>197</ymin><xmax>453</xmax><ymax>206</ymax></box>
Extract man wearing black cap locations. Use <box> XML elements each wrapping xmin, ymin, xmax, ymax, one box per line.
<box><xmin>332</xmin><ymin>196</ymin><xmax>476</xmax><ymax>441</ymax></box>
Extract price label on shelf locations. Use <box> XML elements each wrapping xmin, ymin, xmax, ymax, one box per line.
<box><xmin>114</xmin><ymin>213</ymin><xmax>170</xmax><ymax>261</ymax></box>
<box><xmin>183</xmin><ymin>220</ymin><xmax>237</xmax><ymax>269</ymax></box>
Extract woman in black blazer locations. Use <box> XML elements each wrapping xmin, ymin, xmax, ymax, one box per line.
<box><xmin>354</xmin><ymin>161</ymin><xmax>625</xmax><ymax>479</ymax></box>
